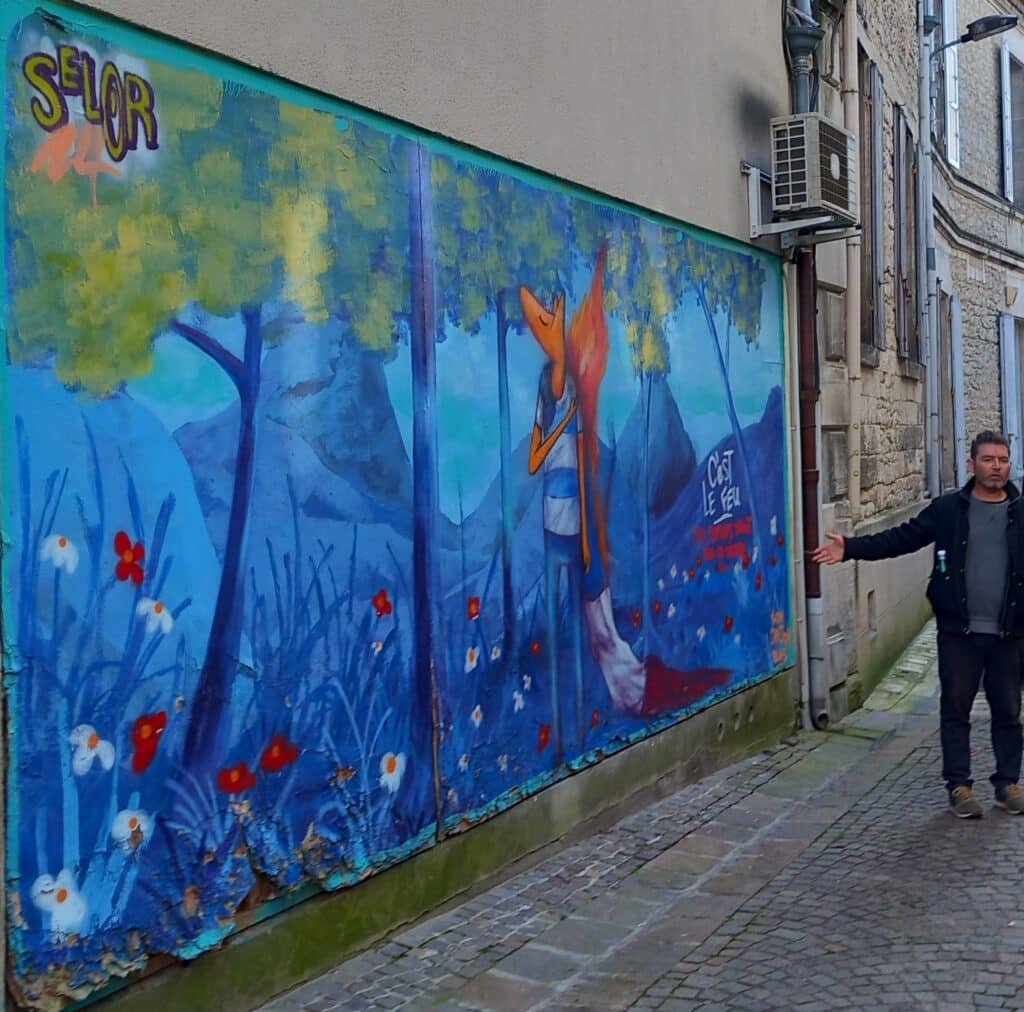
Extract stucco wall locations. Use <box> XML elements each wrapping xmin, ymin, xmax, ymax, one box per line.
<box><xmin>75</xmin><ymin>0</ymin><xmax>790</xmax><ymax>244</ymax></box>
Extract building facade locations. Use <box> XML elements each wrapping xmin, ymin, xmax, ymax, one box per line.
<box><xmin>0</xmin><ymin>2</ymin><xmax>806</xmax><ymax>1007</ymax></box>
<box><xmin>6</xmin><ymin>0</ymin><xmax>1018</xmax><ymax>1006</ymax></box>
<box><xmin>816</xmin><ymin>0</ymin><xmax>1024</xmax><ymax>724</ymax></box>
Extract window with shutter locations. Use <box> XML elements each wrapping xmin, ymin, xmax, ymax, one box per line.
<box><xmin>893</xmin><ymin>106</ymin><xmax>919</xmax><ymax>363</ymax></box>
<box><xmin>859</xmin><ymin>48</ymin><xmax>885</xmax><ymax>357</ymax></box>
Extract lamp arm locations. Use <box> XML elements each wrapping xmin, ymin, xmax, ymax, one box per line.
<box><xmin>930</xmin><ymin>35</ymin><xmax>965</xmax><ymax>60</ymax></box>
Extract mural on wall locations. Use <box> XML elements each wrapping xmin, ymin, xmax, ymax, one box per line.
<box><xmin>0</xmin><ymin>5</ymin><xmax>792</xmax><ymax>1005</ymax></box>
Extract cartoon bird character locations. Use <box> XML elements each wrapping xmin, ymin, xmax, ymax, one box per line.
<box><xmin>521</xmin><ymin>246</ymin><xmax>730</xmax><ymax>735</ymax></box>
<box><xmin>520</xmin><ymin>247</ymin><xmax>646</xmax><ymax>757</ymax></box>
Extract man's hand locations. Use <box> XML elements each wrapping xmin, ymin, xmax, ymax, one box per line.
<box><xmin>811</xmin><ymin>533</ymin><xmax>846</xmax><ymax>565</ymax></box>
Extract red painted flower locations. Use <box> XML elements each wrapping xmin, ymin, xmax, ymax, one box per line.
<box><xmin>652</xmin><ymin>600</ymin><xmax>662</xmax><ymax>615</ymax></box>
<box><xmin>777</xmin><ymin>533</ymin><xmax>786</xmax><ymax>546</ymax></box>
<box><xmin>591</xmin><ymin>708</ymin><xmax>601</xmax><ymax>729</ymax></box>
<box><xmin>742</xmin><ymin>552</ymin><xmax>751</xmax><ymax>570</ymax></box>
<box><xmin>260</xmin><ymin>734</ymin><xmax>300</xmax><ymax>773</ymax></box>
<box><xmin>755</xmin><ymin>572</ymin><xmax>763</xmax><ymax>591</ymax></box>
<box><xmin>216</xmin><ymin>762</ymin><xmax>257</xmax><ymax>794</ymax></box>
<box><xmin>467</xmin><ymin>596</ymin><xmax>481</xmax><ymax>621</ymax></box>
<box><xmin>114</xmin><ymin>531</ymin><xmax>145</xmax><ymax>585</ymax></box>
<box><xmin>372</xmin><ymin>588</ymin><xmax>393</xmax><ymax>618</ymax></box>
<box><xmin>769</xmin><ymin>555</ymin><xmax>778</xmax><ymax>567</ymax></box>
<box><xmin>130</xmin><ymin>711</ymin><xmax>167</xmax><ymax>774</ymax></box>
<box><xmin>531</xmin><ymin>640</ymin><xmax>542</xmax><ymax>656</ymax></box>
<box><xmin>630</xmin><ymin>608</ymin><xmax>642</xmax><ymax>630</ymax></box>
<box><xmin>538</xmin><ymin>723</ymin><xmax>552</xmax><ymax>752</ymax></box>
<box><xmin>688</xmin><ymin>569</ymin><xmax>696</xmax><ymax>580</ymax></box>
<box><xmin>724</xmin><ymin>615</ymin><xmax>734</xmax><ymax>633</ymax></box>
<box><xmin>695</xmin><ymin>553</ymin><xmax>703</xmax><ymax>568</ymax></box>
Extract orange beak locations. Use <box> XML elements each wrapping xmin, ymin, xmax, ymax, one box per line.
<box><xmin>519</xmin><ymin>287</ymin><xmax>567</xmax><ymax>397</ymax></box>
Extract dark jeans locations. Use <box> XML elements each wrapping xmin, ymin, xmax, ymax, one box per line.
<box><xmin>937</xmin><ymin>631</ymin><xmax>1023</xmax><ymax>792</ymax></box>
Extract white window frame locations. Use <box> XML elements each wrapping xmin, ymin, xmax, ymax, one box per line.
<box><xmin>1000</xmin><ymin>313</ymin><xmax>1023</xmax><ymax>482</ymax></box>
<box><xmin>1001</xmin><ymin>29</ymin><xmax>1024</xmax><ymax>205</ymax></box>
<box><xmin>950</xmin><ymin>296</ymin><xmax>966</xmax><ymax>486</ymax></box>
<box><xmin>1004</xmin><ymin>37</ymin><xmax>1014</xmax><ymax>201</ymax></box>
<box><xmin>942</xmin><ymin>0</ymin><xmax>961</xmax><ymax>166</ymax></box>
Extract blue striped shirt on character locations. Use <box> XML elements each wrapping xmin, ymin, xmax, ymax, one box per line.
<box><xmin>536</xmin><ymin>374</ymin><xmax>580</xmax><ymax>537</ymax></box>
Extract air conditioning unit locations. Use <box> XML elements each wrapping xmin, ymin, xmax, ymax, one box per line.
<box><xmin>770</xmin><ymin>113</ymin><xmax>859</xmax><ymax>226</ymax></box>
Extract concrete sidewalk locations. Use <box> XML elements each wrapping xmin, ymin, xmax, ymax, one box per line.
<box><xmin>261</xmin><ymin>622</ymin><xmax>1024</xmax><ymax>1011</ymax></box>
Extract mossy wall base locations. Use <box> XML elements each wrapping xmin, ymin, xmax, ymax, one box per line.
<box><xmin>96</xmin><ymin>670</ymin><xmax>797</xmax><ymax>1012</ymax></box>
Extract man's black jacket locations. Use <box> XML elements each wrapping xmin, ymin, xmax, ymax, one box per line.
<box><xmin>843</xmin><ymin>478</ymin><xmax>1024</xmax><ymax>637</ymax></box>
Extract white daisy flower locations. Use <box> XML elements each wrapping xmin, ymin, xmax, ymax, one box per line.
<box><xmin>498</xmin><ymin>754</ymin><xmax>508</xmax><ymax>773</ymax></box>
<box><xmin>31</xmin><ymin>871</ymin><xmax>86</xmax><ymax>938</ymax></box>
<box><xmin>657</xmin><ymin>578</ymin><xmax>665</xmax><ymax>590</ymax></box>
<box><xmin>136</xmin><ymin>598</ymin><xmax>173</xmax><ymax>635</ymax></box>
<box><xmin>667</xmin><ymin>603</ymin><xmax>677</xmax><ymax>618</ymax></box>
<box><xmin>69</xmin><ymin>724</ymin><xmax>114</xmax><ymax>776</ymax></box>
<box><xmin>379</xmin><ymin>751</ymin><xmax>406</xmax><ymax>792</ymax></box>
<box><xmin>111</xmin><ymin>809</ymin><xmax>153</xmax><ymax>851</ymax></box>
<box><xmin>465</xmin><ymin>647</ymin><xmax>480</xmax><ymax>673</ymax></box>
<box><xmin>458</xmin><ymin>754</ymin><xmax>469</xmax><ymax>772</ymax></box>
<box><xmin>40</xmin><ymin>535</ymin><xmax>79</xmax><ymax>574</ymax></box>
<box><xmin>371</xmin><ymin>639</ymin><xmax>384</xmax><ymax>655</ymax></box>
<box><xmin>697</xmin><ymin>625</ymin><xmax>707</xmax><ymax>641</ymax></box>
<box><xmin>523</xmin><ymin>674</ymin><xmax>532</xmax><ymax>691</ymax></box>
<box><xmin>513</xmin><ymin>690</ymin><xmax>524</xmax><ymax>712</ymax></box>
<box><xmin>491</xmin><ymin>645</ymin><xmax>502</xmax><ymax>660</ymax></box>
<box><xmin>670</xmin><ymin>564</ymin><xmax>678</xmax><ymax>579</ymax></box>
<box><xmin>471</xmin><ymin>704</ymin><xmax>483</xmax><ymax>728</ymax></box>
<box><xmin>770</xmin><ymin>515</ymin><xmax>778</xmax><ymax>536</ymax></box>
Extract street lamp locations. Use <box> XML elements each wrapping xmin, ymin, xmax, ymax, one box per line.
<box><xmin>919</xmin><ymin>10</ymin><xmax>1018</xmax><ymax>496</ymax></box>
<box><xmin>932</xmin><ymin>13</ymin><xmax>1018</xmax><ymax>59</ymax></box>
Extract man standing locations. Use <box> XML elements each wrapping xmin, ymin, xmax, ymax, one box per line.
<box><xmin>813</xmin><ymin>431</ymin><xmax>1024</xmax><ymax>818</ymax></box>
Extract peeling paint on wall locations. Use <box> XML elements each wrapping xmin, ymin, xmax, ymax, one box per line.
<box><xmin>1</xmin><ymin>4</ymin><xmax>793</xmax><ymax>1006</ymax></box>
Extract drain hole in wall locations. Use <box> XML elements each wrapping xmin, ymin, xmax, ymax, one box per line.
<box><xmin>716</xmin><ymin>719</ymin><xmax>725</xmax><ymax>742</ymax></box>
<box><xmin>732</xmin><ymin>710</ymin><xmax>742</xmax><ymax>731</ymax></box>
<box><xmin>747</xmin><ymin>705</ymin><xmax>756</xmax><ymax>723</ymax></box>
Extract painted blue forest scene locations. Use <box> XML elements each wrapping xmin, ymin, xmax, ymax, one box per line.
<box><xmin>1</xmin><ymin>6</ymin><xmax>793</xmax><ymax>1005</ymax></box>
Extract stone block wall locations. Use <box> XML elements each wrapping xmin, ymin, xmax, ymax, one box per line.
<box><xmin>856</xmin><ymin>3</ymin><xmax>929</xmax><ymax>520</ymax></box>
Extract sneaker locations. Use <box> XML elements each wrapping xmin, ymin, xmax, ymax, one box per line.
<box><xmin>995</xmin><ymin>783</ymin><xmax>1024</xmax><ymax>814</ymax></box>
<box><xmin>949</xmin><ymin>785</ymin><xmax>983</xmax><ymax>819</ymax></box>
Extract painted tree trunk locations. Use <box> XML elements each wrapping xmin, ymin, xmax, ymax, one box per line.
<box><xmin>495</xmin><ymin>288</ymin><xmax>516</xmax><ymax>663</ymax></box>
<box><xmin>695</xmin><ymin>283</ymin><xmax>765</xmax><ymax>564</ymax></box>
<box><xmin>641</xmin><ymin>372</ymin><xmax>652</xmax><ymax>653</ymax></box>
<box><xmin>182</xmin><ymin>304</ymin><xmax>262</xmax><ymax>769</ymax></box>
<box><xmin>408</xmin><ymin>139</ymin><xmax>444</xmax><ymax>833</ymax></box>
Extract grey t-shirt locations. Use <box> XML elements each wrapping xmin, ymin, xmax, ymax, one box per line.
<box><xmin>966</xmin><ymin>494</ymin><xmax>1009</xmax><ymax>635</ymax></box>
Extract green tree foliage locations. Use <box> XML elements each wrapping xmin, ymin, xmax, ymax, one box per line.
<box><xmin>680</xmin><ymin>237</ymin><xmax>766</xmax><ymax>366</ymax></box>
<box><xmin>5</xmin><ymin>55</ymin><xmax>407</xmax><ymax>389</ymax></box>
<box><xmin>431</xmin><ymin>157</ymin><xmax>573</xmax><ymax>331</ymax></box>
